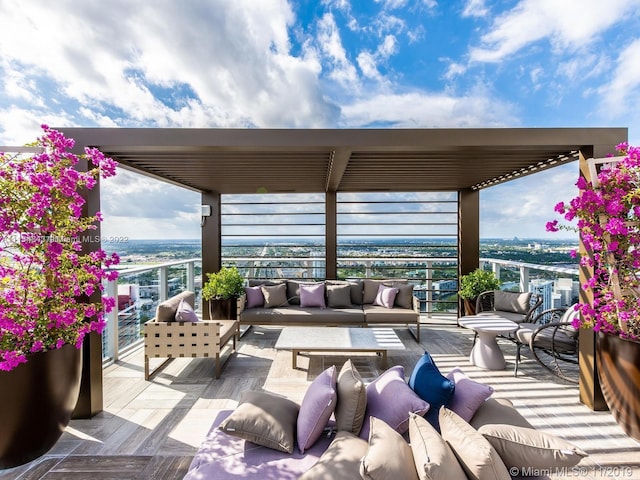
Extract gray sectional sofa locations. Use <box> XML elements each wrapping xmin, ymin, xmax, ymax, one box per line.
<box><xmin>237</xmin><ymin>278</ymin><xmax>422</xmax><ymax>341</ymax></box>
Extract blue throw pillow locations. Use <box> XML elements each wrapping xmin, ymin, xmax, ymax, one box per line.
<box><xmin>408</xmin><ymin>351</ymin><xmax>455</xmax><ymax>430</ymax></box>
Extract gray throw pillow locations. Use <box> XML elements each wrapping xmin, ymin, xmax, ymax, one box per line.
<box><xmin>327</xmin><ymin>284</ymin><xmax>353</xmax><ymax>308</ymax></box>
<box><xmin>261</xmin><ymin>284</ymin><xmax>290</xmax><ymax>308</ymax></box>
<box><xmin>335</xmin><ymin>359</ymin><xmax>367</xmax><ymax>435</ymax></box>
<box><xmin>494</xmin><ymin>290</ymin><xmax>531</xmax><ymax>314</ymax></box>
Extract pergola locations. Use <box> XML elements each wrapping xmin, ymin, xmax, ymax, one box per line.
<box><xmin>62</xmin><ymin>126</ymin><xmax>626</xmax><ymax>418</ymax></box>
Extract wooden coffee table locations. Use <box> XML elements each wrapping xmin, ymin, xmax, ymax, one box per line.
<box><xmin>458</xmin><ymin>315</ymin><xmax>518</xmax><ymax>370</ymax></box>
<box><xmin>274</xmin><ymin>327</ymin><xmax>405</xmax><ymax>369</ymax></box>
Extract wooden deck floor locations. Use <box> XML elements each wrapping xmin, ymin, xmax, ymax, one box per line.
<box><xmin>2</xmin><ymin>321</ymin><xmax>639</xmax><ymax>480</ymax></box>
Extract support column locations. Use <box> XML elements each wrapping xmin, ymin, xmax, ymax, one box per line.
<box><xmin>325</xmin><ymin>191</ymin><xmax>337</xmax><ymax>280</ymax></box>
<box><xmin>202</xmin><ymin>192</ymin><xmax>221</xmax><ymax>320</ymax></box>
<box><xmin>73</xmin><ymin>158</ymin><xmax>103</xmax><ymax>418</ymax></box>
<box><xmin>577</xmin><ymin>146</ymin><xmax>608</xmax><ymax>411</ymax></box>
<box><xmin>458</xmin><ymin>189</ymin><xmax>480</xmax><ymax>315</ymax></box>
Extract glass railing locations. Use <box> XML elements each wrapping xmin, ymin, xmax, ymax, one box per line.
<box><xmin>102</xmin><ymin>258</ymin><xmax>201</xmax><ymax>364</ymax></box>
<box><xmin>102</xmin><ymin>256</ymin><xmax>579</xmax><ymax>363</ymax></box>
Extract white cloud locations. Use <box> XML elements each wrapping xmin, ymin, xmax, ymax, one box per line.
<box><xmin>597</xmin><ymin>39</ymin><xmax>640</xmax><ymax>119</ymax></box>
<box><xmin>444</xmin><ymin>62</ymin><xmax>467</xmax><ymax>80</ymax></box>
<box><xmin>469</xmin><ymin>0</ymin><xmax>639</xmax><ymax>63</ymax></box>
<box><xmin>462</xmin><ymin>0</ymin><xmax>488</xmax><ymax>18</ymax></box>
<box><xmin>375</xmin><ymin>0</ymin><xmax>409</xmax><ymax>10</ymax></box>
<box><xmin>316</xmin><ymin>13</ymin><xmax>360</xmax><ymax>88</ymax></box>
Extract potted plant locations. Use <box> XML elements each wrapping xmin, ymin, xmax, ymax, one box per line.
<box><xmin>458</xmin><ymin>268</ymin><xmax>501</xmax><ymax>315</ymax></box>
<box><xmin>202</xmin><ymin>266</ymin><xmax>245</xmax><ymax>319</ymax></box>
<box><xmin>547</xmin><ymin>142</ymin><xmax>640</xmax><ymax>440</ymax></box>
<box><xmin>0</xmin><ymin>125</ymin><xmax>120</xmax><ymax>467</ymax></box>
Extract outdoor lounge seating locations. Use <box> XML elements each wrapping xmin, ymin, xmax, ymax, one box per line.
<box><xmin>514</xmin><ymin>305</ymin><xmax>580</xmax><ymax>383</ymax></box>
<box><xmin>475</xmin><ymin>289</ymin><xmax>543</xmax><ymax>323</ymax></box>
<box><xmin>143</xmin><ymin>291</ymin><xmax>238</xmax><ymax>380</ymax></box>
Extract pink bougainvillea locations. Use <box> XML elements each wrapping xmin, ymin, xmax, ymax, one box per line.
<box><xmin>547</xmin><ymin>143</ymin><xmax>640</xmax><ymax>339</ymax></box>
<box><xmin>0</xmin><ymin>126</ymin><xmax>119</xmax><ymax>371</ymax></box>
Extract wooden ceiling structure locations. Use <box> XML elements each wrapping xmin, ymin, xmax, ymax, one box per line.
<box><xmin>61</xmin><ymin>127</ymin><xmax>628</xmax><ymax>194</ymax></box>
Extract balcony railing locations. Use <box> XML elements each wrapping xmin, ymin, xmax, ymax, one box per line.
<box><xmin>102</xmin><ymin>256</ymin><xmax>579</xmax><ymax>364</ymax></box>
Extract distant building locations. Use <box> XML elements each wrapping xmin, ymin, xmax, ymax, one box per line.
<box><xmin>529</xmin><ymin>279</ymin><xmax>554</xmax><ymax>312</ymax></box>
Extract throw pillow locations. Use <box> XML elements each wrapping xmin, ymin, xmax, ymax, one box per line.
<box><xmin>408</xmin><ymin>413</ymin><xmax>467</xmax><ymax>480</ymax></box>
<box><xmin>335</xmin><ymin>359</ymin><xmax>367</xmax><ymax>435</ymax></box>
<box><xmin>388</xmin><ymin>282</ymin><xmax>414</xmax><ymax>309</ymax></box>
<box><xmin>408</xmin><ymin>351</ymin><xmax>455</xmax><ymax>430</ymax></box>
<box><xmin>300</xmin><ymin>283</ymin><xmax>326</xmax><ymax>309</ymax></box>
<box><xmin>174</xmin><ymin>298</ymin><xmax>199</xmax><ymax>322</ymax></box>
<box><xmin>218</xmin><ymin>390</ymin><xmax>299</xmax><ymax>453</ymax></box>
<box><xmin>299</xmin><ymin>431</ymin><xmax>368</xmax><ymax>480</ymax></box>
<box><xmin>478</xmin><ymin>424</ymin><xmax>588</xmax><ymax>470</ymax></box>
<box><xmin>439</xmin><ymin>408</ymin><xmax>511</xmax><ymax>480</ymax></box>
<box><xmin>244</xmin><ymin>286</ymin><xmax>264</xmax><ymax>309</ymax></box>
<box><xmin>261</xmin><ymin>284</ymin><xmax>289</xmax><ymax>308</ymax></box>
<box><xmin>445</xmin><ymin>367</ymin><xmax>494</xmax><ymax>422</ymax></box>
<box><xmin>156</xmin><ymin>290</ymin><xmax>194</xmax><ymax>322</ymax></box>
<box><xmin>373</xmin><ymin>284</ymin><xmax>399</xmax><ymax>309</ymax></box>
<box><xmin>494</xmin><ymin>290</ymin><xmax>531</xmax><ymax>315</ymax></box>
<box><xmin>360</xmin><ymin>365</ymin><xmax>430</xmax><ymax>439</ymax></box>
<box><xmin>327</xmin><ymin>284</ymin><xmax>353</xmax><ymax>308</ymax></box>
<box><xmin>360</xmin><ymin>417</ymin><xmax>420</xmax><ymax>480</ymax></box>
<box><xmin>297</xmin><ymin>365</ymin><xmax>337</xmax><ymax>453</ymax></box>
<box><xmin>469</xmin><ymin>398</ymin><xmax>534</xmax><ymax>430</ymax></box>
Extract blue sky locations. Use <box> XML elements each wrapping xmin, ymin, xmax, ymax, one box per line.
<box><xmin>1</xmin><ymin>0</ymin><xmax>639</xmax><ymax>240</ymax></box>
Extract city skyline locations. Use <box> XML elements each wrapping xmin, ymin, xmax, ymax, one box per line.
<box><xmin>1</xmin><ymin>1</ymin><xmax>638</xmax><ymax>240</ymax></box>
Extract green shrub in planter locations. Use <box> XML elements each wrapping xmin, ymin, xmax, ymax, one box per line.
<box><xmin>459</xmin><ymin>268</ymin><xmax>501</xmax><ymax>315</ymax></box>
<box><xmin>202</xmin><ymin>267</ymin><xmax>245</xmax><ymax>300</ymax></box>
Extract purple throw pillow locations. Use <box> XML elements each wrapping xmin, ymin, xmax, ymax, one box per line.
<box><xmin>300</xmin><ymin>283</ymin><xmax>326</xmax><ymax>308</ymax></box>
<box><xmin>359</xmin><ymin>365</ymin><xmax>430</xmax><ymax>440</ymax></box>
<box><xmin>373</xmin><ymin>284</ymin><xmax>399</xmax><ymax>309</ymax></box>
<box><xmin>445</xmin><ymin>367</ymin><xmax>494</xmax><ymax>423</ymax></box>
<box><xmin>245</xmin><ymin>286</ymin><xmax>264</xmax><ymax>309</ymax></box>
<box><xmin>174</xmin><ymin>299</ymin><xmax>199</xmax><ymax>322</ymax></box>
<box><xmin>297</xmin><ymin>365</ymin><xmax>337</xmax><ymax>453</ymax></box>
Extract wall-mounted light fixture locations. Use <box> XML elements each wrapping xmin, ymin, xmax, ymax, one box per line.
<box><xmin>201</xmin><ymin>204</ymin><xmax>212</xmax><ymax>227</ymax></box>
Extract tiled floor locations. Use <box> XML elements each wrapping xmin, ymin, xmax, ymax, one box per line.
<box><xmin>2</xmin><ymin>321</ymin><xmax>639</xmax><ymax>479</ymax></box>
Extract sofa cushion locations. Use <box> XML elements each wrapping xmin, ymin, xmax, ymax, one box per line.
<box><xmin>175</xmin><ymin>298</ymin><xmax>199</xmax><ymax>322</ymax></box>
<box><xmin>297</xmin><ymin>366</ymin><xmax>337</xmax><ymax>453</ymax></box>
<box><xmin>388</xmin><ymin>282</ymin><xmax>414</xmax><ymax>309</ymax></box>
<box><xmin>335</xmin><ymin>359</ymin><xmax>367</xmax><ymax>435</ymax></box>
<box><xmin>494</xmin><ymin>290</ymin><xmax>531</xmax><ymax>315</ymax></box>
<box><xmin>408</xmin><ymin>352</ymin><xmax>455</xmax><ymax>430</ymax></box>
<box><xmin>445</xmin><ymin>367</ymin><xmax>494</xmax><ymax>423</ymax></box>
<box><xmin>248</xmin><ymin>279</ymin><xmax>286</xmax><ymax>287</ymax></box>
<box><xmin>373</xmin><ymin>284</ymin><xmax>399</xmax><ymax>309</ymax></box>
<box><xmin>218</xmin><ymin>391</ymin><xmax>299</xmax><ymax>453</ymax></box>
<box><xmin>327</xmin><ymin>280</ymin><xmax>364</xmax><ymax>306</ymax></box>
<box><xmin>261</xmin><ymin>284</ymin><xmax>290</xmax><ymax>308</ymax></box>
<box><xmin>326</xmin><ymin>284</ymin><xmax>353</xmax><ymax>308</ymax></box>
<box><xmin>360</xmin><ymin>365</ymin><xmax>430</xmax><ymax>439</ymax></box>
<box><xmin>469</xmin><ymin>398</ymin><xmax>534</xmax><ymax>430</ymax></box>
<box><xmin>245</xmin><ymin>286</ymin><xmax>265</xmax><ymax>309</ymax></box>
<box><xmin>360</xmin><ymin>416</ymin><xmax>420</xmax><ymax>480</ymax></box>
<box><xmin>363</xmin><ymin>279</ymin><xmax>407</xmax><ymax>304</ymax></box>
<box><xmin>478</xmin><ymin>424</ymin><xmax>588</xmax><ymax>470</ymax></box>
<box><xmin>300</xmin><ymin>283</ymin><xmax>326</xmax><ymax>309</ymax></box>
<box><xmin>408</xmin><ymin>412</ymin><xmax>467</xmax><ymax>480</ymax></box>
<box><xmin>156</xmin><ymin>291</ymin><xmax>194</xmax><ymax>322</ymax></box>
<box><xmin>286</xmin><ymin>280</ymin><xmax>313</xmax><ymax>305</ymax></box>
<box><xmin>186</xmin><ymin>409</ymin><xmax>332</xmax><ymax>480</ymax></box>
<box><xmin>299</xmin><ymin>431</ymin><xmax>368</xmax><ymax>480</ymax></box>
<box><xmin>439</xmin><ymin>408</ymin><xmax>511</xmax><ymax>480</ymax></box>
<box><xmin>240</xmin><ymin>306</ymin><xmax>365</xmax><ymax>324</ymax></box>
<box><xmin>363</xmin><ymin>304</ymin><xmax>419</xmax><ymax>323</ymax></box>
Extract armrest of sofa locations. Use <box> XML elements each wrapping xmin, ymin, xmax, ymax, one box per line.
<box><xmin>412</xmin><ymin>295</ymin><xmax>420</xmax><ymax>313</ymax></box>
<box><xmin>237</xmin><ymin>293</ymin><xmax>247</xmax><ymax>315</ymax></box>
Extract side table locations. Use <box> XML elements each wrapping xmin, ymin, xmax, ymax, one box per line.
<box><xmin>458</xmin><ymin>315</ymin><xmax>518</xmax><ymax>370</ymax></box>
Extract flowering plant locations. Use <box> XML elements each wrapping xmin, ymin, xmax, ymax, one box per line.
<box><xmin>0</xmin><ymin>126</ymin><xmax>120</xmax><ymax>371</ymax></box>
<box><xmin>547</xmin><ymin>142</ymin><xmax>640</xmax><ymax>340</ymax></box>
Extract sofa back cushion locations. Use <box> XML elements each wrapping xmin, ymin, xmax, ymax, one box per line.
<box><xmin>326</xmin><ymin>284</ymin><xmax>353</xmax><ymax>308</ymax></box>
<box><xmin>494</xmin><ymin>290</ymin><xmax>531</xmax><ymax>314</ymax></box>
<box><xmin>261</xmin><ymin>284</ymin><xmax>290</xmax><ymax>308</ymax></box>
<box><xmin>363</xmin><ymin>279</ymin><xmax>407</xmax><ymax>304</ymax></box>
<box><xmin>156</xmin><ymin>291</ymin><xmax>195</xmax><ymax>322</ymax></box>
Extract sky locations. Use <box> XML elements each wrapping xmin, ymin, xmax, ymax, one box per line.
<box><xmin>1</xmin><ymin>0</ymin><xmax>639</xmax><ymax>241</ymax></box>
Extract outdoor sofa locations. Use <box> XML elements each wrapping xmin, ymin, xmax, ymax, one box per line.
<box><xmin>237</xmin><ymin>278</ymin><xmax>422</xmax><ymax>341</ymax></box>
<box><xmin>183</xmin><ymin>355</ymin><xmax>587</xmax><ymax>479</ymax></box>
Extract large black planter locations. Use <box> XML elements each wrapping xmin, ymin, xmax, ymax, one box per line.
<box><xmin>0</xmin><ymin>344</ymin><xmax>82</xmax><ymax>469</ymax></box>
<box><xmin>208</xmin><ymin>297</ymin><xmax>238</xmax><ymax>320</ymax></box>
<box><xmin>596</xmin><ymin>332</ymin><xmax>640</xmax><ymax>441</ymax></box>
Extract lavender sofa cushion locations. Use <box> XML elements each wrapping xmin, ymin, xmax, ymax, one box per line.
<box><xmin>297</xmin><ymin>366</ymin><xmax>337</xmax><ymax>453</ymax></box>
<box><xmin>245</xmin><ymin>286</ymin><xmax>265</xmax><ymax>308</ymax></box>
<box><xmin>359</xmin><ymin>365</ymin><xmax>430</xmax><ymax>439</ymax></box>
<box><xmin>300</xmin><ymin>283</ymin><xmax>326</xmax><ymax>309</ymax></box>
<box><xmin>174</xmin><ymin>298</ymin><xmax>199</xmax><ymax>322</ymax></box>
<box><xmin>185</xmin><ymin>410</ymin><xmax>332</xmax><ymax>480</ymax></box>
<box><xmin>373</xmin><ymin>284</ymin><xmax>398</xmax><ymax>309</ymax></box>
<box><xmin>445</xmin><ymin>367</ymin><xmax>494</xmax><ymax>423</ymax></box>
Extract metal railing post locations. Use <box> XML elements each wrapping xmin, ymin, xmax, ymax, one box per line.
<box><xmin>520</xmin><ymin>266</ymin><xmax>530</xmax><ymax>292</ymax></box>
<box><xmin>105</xmin><ymin>278</ymin><xmax>119</xmax><ymax>362</ymax></box>
<box><xmin>186</xmin><ymin>261</ymin><xmax>195</xmax><ymax>293</ymax></box>
<box><xmin>158</xmin><ymin>266</ymin><xmax>168</xmax><ymax>303</ymax></box>
<box><xmin>425</xmin><ymin>260</ymin><xmax>433</xmax><ymax>318</ymax></box>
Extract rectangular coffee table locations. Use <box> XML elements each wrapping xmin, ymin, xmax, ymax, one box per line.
<box><xmin>274</xmin><ymin>327</ymin><xmax>405</xmax><ymax>369</ymax></box>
